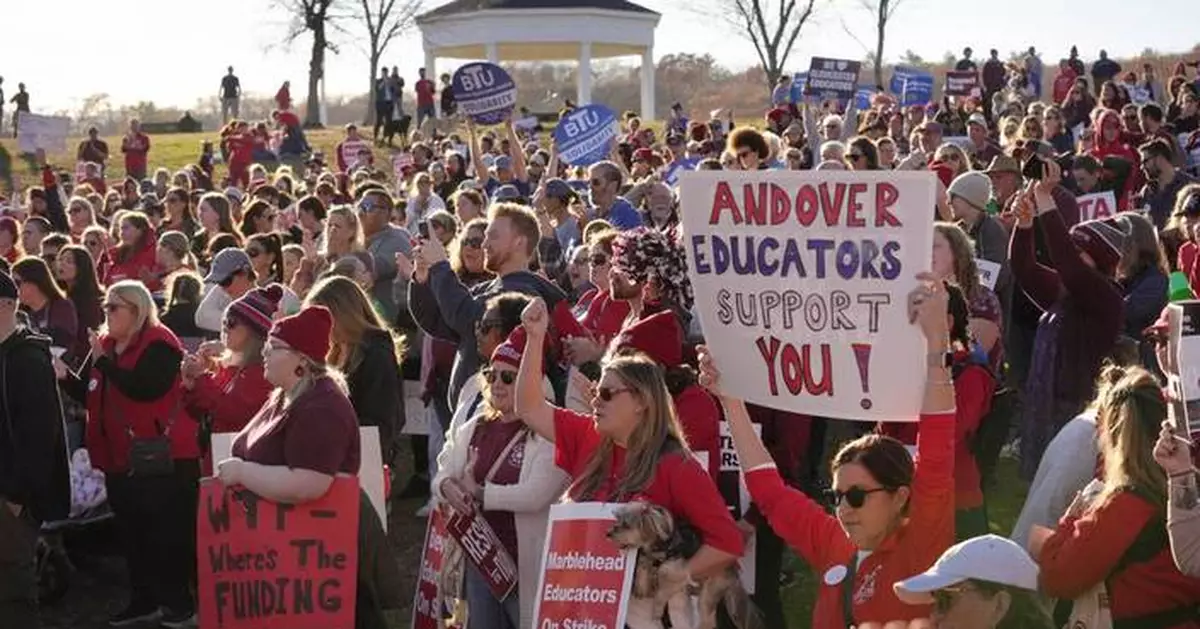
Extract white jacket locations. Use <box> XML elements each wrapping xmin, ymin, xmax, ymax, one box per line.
<box><xmin>433</xmin><ymin>415</ymin><xmax>569</xmax><ymax>629</ymax></box>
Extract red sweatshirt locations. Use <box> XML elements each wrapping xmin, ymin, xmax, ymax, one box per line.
<box><xmin>1041</xmin><ymin>490</ymin><xmax>1200</xmax><ymax>628</ymax></box>
<box><xmin>577</xmin><ymin>289</ymin><xmax>630</xmax><ymax>347</ymax></box>
<box><xmin>673</xmin><ymin>384</ymin><xmax>721</xmax><ymax>481</ymax></box>
<box><xmin>104</xmin><ymin>237</ymin><xmax>161</xmax><ymax>292</ymax></box>
<box><xmin>1180</xmin><ymin>241</ymin><xmax>1200</xmax><ymax>298</ymax></box>
<box><xmin>186</xmin><ymin>363</ymin><xmax>272</xmax><ymax>473</ymax></box>
<box><xmin>745</xmin><ymin>411</ymin><xmax>956</xmax><ymax>629</ymax></box>
<box><xmin>1090</xmin><ymin>109</ymin><xmax>1144</xmax><ymax>211</ymax></box>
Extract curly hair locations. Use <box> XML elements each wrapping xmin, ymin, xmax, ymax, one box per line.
<box><xmin>611</xmin><ymin>227</ymin><xmax>694</xmax><ymax>311</ymax></box>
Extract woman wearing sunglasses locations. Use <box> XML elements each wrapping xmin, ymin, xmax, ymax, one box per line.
<box><xmin>449</xmin><ymin>217</ymin><xmax>492</xmax><ymax>287</ymax></box>
<box><xmin>434</xmin><ymin>328</ymin><xmax>570</xmax><ymax>629</ymax></box>
<box><xmin>697</xmin><ymin>273</ymin><xmax>956</xmax><ymax>628</ymax></box>
<box><xmin>515</xmin><ymin>297</ymin><xmax>744</xmax><ymax>626</ymax></box>
<box><xmin>890</xmin><ymin>534</ymin><xmax>1053</xmax><ymax>629</ymax></box>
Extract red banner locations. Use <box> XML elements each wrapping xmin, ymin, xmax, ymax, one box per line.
<box><xmin>945</xmin><ymin>71</ymin><xmax>980</xmax><ymax>96</ymax></box>
<box><xmin>413</xmin><ymin>507</ymin><xmax>452</xmax><ymax>629</ymax></box>
<box><xmin>533</xmin><ymin>503</ymin><xmax>636</xmax><ymax>629</ymax></box>
<box><xmin>445</xmin><ymin>509</ymin><xmax>518</xmax><ymax>600</ymax></box>
<box><xmin>197</xmin><ymin>477</ymin><xmax>359</xmax><ymax>629</ymax></box>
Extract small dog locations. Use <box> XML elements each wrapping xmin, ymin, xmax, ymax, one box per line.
<box><xmin>607</xmin><ymin>502</ymin><xmax>763</xmax><ymax>629</ymax></box>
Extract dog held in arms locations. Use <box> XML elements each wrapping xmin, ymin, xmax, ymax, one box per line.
<box><xmin>607</xmin><ymin>501</ymin><xmax>762</xmax><ymax>629</ymax></box>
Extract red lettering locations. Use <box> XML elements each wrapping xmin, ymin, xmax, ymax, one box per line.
<box><xmin>819</xmin><ymin>182</ymin><xmax>847</xmax><ymax>226</ymax></box>
<box><xmin>744</xmin><ymin>183</ymin><xmax>767</xmax><ymax>225</ymax></box>
<box><xmin>757</xmin><ymin>337</ymin><xmax>835</xmax><ymax>397</ymax></box>
<box><xmin>770</xmin><ymin>183</ymin><xmax>791</xmax><ymax>225</ymax></box>
<box><xmin>710</xmin><ymin>181</ymin><xmax>742</xmax><ymax>225</ymax></box>
<box><xmin>846</xmin><ymin>183</ymin><xmax>868</xmax><ymax>227</ymax></box>
<box><xmin>803</xmin><ymin>344</ymin><xmax>834</xmax><ymax>395</ymax></box>
<box><xmin>875</xmin><ymin>182</ymin><xmax>901</xmax><ymax>227</ymax></box>
<box><xmin>795</xmin><ymin>185</ymin><xmax>819</xmax><ymax>226</ymax></box>
<box><xmin>755</xmin><ymin>336</ymin><xmax>781</xmax><ymax>395</ymax></box>
<box><xmin>781</xmin><ymin>343</ymin><xmax>804</xmax><ymax>394</ymax></box>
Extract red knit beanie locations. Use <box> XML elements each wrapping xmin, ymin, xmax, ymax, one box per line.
<box><xmin>1069</xmin><ymin>218</ymin><xmax>1126</xmax><ymax>277</ymax></box>
<box><xmin>270</xmin><ymin>305</ymin><xmax>332</xmax><ymax>364</ymax></box>
<box><xmin>491</xmin><ymin>326</ymin><xmax>528</xmax><ymax>370</ymax></box>
<box><xmin>610</xmin><ymin>311</ymin><xmax>684</xmax><ymax>368</ymax></box>
<box><xmin>228</xmin><ymin>284</ymin><xmax>284</xmax><ymax>336</ymax></box>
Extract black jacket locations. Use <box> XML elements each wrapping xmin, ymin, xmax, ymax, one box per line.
<box><xmin>346</xmin><ymin>328</ymin><xmax>404</xmax><ymax>460</ymax></box>
<box><xmin>0</xmin><ymin>327</ymin><xmax>70</xmax><ymax>523</ymax></box>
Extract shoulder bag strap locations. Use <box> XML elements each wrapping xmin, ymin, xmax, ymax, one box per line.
<box><xmin>481</xmin><ymin>425</ymin><xmax>528</xmax><ymax>484</ymax></box>
<box><xmin>842</xmin><ymin>554</ymin><xmax>860</xmax><ymax>629</ymax></box>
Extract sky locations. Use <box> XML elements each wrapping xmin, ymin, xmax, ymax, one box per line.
<box><xmin>2</xmin><ymin>0</ymin><xmax>1197</xmax><ymax>114</ymax></box>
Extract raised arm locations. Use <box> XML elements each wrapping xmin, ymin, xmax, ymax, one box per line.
<box><xmin>467</xmin><ymin>119</ymin><xmax>487</xmax><ymax>180</ymax></box>
<box><xmin>505</xmin><ymin>120</ymin><xmax>528</xmax><ymax>183</ymax></box>
<box><xmin>513</xmin><ymin>298</ymin><xmax>556</xmax><ymax>442</ymax></box>
<box><xmin>1008</xmin><ymin>192</ymin><xmax>1063</xmax><ymax>310</ymax></box>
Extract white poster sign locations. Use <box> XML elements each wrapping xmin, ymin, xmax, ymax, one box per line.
<box><xmin>679</xmin><ymin>170</ymin><xmax>935</xmax><ymax>421</ymax></box>
<box><xmin>976</xmin><ymin>258</ymin><xmax>1001</xmax><ymax>291</ymax></box>
<box><xmin>17</xmin><ymin>112</ymin><xmax>70</xmax><ymax>154</ymax></box>
<box><xmin>1076</xmin><ymin>190</ymin><xmax>1117</xmax><ymax>223</ymax></box>
<box><xmin>212</xmin><ymin>426</ymin><xmax>388</xmax><ymax>530</ymax></box>
<box><xmin>533</xmin><ymin>502</ymin><xmax>636</xmax><ymax>629</ymax></box>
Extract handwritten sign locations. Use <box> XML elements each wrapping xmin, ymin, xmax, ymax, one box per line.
<box><xmin>533</xmin><ymin>503</ymin><xmax>636</xmax><ymax>629</ymax></box>
<box><xmin>412</xmin><ymin>508</ymin><xmax>455</xmax><ymax>629</ymax></box>
<box><xmin>17</xmin><ymin>112</ymin><xmax>70</xmax><ymax>154</ymax></box>
<box><xmin>444</xmin><ymin>508</ymin><xmax>518</xmax><ymax>600</ymax></box>
<box><xmin>945</xmin><ymin>71</ymin><xmax>980</xmax><ymax>97</ymax></box>
<box><xmin>553</xmin><ymin>104</ymin><xmax>618</xmax><ymax>166</ymax></box>
<box><xmin>805</xmin><ymin>57</ymin><xmax>862</xmax><ymax>103</ymax></box>
<box><xmin>1076</xmin><ymin>191</ymin><xmax>1116</xmax><ymax>222</ymax></box>
<box><xmin>680</xmin><ymin>170</ymin><xmax>934</xmax><ymax>421</ymax></box>
<box><xmin>452</xmin><ymin>63</ymin><xmax>517</xmax><ymax>126</ymax></box>
<box><xmin>976</xmin><ymin>258</ymin><xmax>1001</xmax><ymax>291</ymax></box>
<box><xmin>197</xmin><ymin>477</ymin><xmax>359</xmax><ymax>629</ymax></box>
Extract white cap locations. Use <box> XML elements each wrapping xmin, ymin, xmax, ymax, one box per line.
<box><xmin>967</xmin><ymin>112</ymin><xmax>988</xmax><ymax>128</ymax></box>
<box><xmin>893</xmin><ymin>535</ymin><xmax>1039</xmax><ymax>604</ymax></box>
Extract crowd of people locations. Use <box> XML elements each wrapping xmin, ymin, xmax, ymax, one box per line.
<box><xmin>1</xmin><ymin>47</ymin><xmax>1200</xmax><ymax>629</ymax></box>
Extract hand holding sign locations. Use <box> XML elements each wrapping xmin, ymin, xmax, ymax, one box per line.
<box><xmin>215</xmin><ymin>458</ymin><xmax>245</xmax><ymax>486</ymax></box>
<box><xmin>908</xmin><ymin>273</ymin><xmax>950</xmax><ymax>344</ymax></box>
<box><xmin>1153</xmin><ymin>420</ymin><xmax>1194</xmax><ymax>477</ymax></box>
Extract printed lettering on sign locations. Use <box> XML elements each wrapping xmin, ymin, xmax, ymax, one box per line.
<box><xmin>945</xmin><ymin>71</ymin><xmax>980</xmax><ymax>96</ymax></box>
<box><xmin>196</xmin><ymin>477</ymin><xmax>359</xmax><ymax>629</ymax></box>
<box><xmin>976</xmin><ymin>259</ymin><xmax>1001</xmax><ymax>291</ymax></box>
<box><xmin>679</xmin><ymin>170</ymin><xmax>935</xmax><ymax>421</ymax></box>
<box><xmin>451</xmin><ymin>63</ymin><xmax>518</xmax><ymax>125</ymax></box>
<box><xmin>533</xmin><ymin>503</ymin><xmax>636</xmax><ymax>629</ymax></box>
<box><xmin>445</xmin><ymin>509</ymin><xmax>519</xmax><ymax>600</ymax></box>
<box><xmin>1076</xmin><ymin>191</ymin><xmax>1116</xmax><ymax>222</ymax></box>
<box><xmin>804</xmin><ymin>57</ymin><xmax>862</xmax><ymax>103</ymax></box>
<box><xmin>554</xmin><ymin>104</ymin><xmax>619</xmax><ymax>166</ymax></box>
<box><xmin>412</xmin><ymin>508</ymin><xmax>450</xmax><ymax>629</ymax></box>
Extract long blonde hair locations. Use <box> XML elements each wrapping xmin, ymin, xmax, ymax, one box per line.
<box><xmin>104</xmin><ymin>280</ymin><xmax>159</xmax><ymax>335</ymax></box>
<box><xmin>320</xmin><ymin>206</ymin><xmax>364</xmax><ymax>256</ymax></box>
<box><xmin>571</xmin><ymin>353</ymin><xmax>691</xmax><ymax>500</ymax></box>
<box><xmin>1095</xmin><ymin>366</ymin><xmax>1168</xmax><ymax>512</ymax></box>
<box><xmin>304</xmin><ymin>276</ymin><xmax>403</xmax><ymax>370</ymax></box>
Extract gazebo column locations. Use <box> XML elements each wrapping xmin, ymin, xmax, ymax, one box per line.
<box><xmin>577</xmin><ymin>41</ymin><xmax>593</xmax><ymax>105</ymax></box>
<box><xmin>641</xmin><ymin>45</ymin><xmax>655</xmax><ymax>120</ymax></box>
<box><xmin>485</xmin><ymin>42</ymin><xmax>499</xmax><ymax>64</ymax></box>
<box><xmin>423</xmin><ymin>46</ymin><xmax>436</xmax><ymax>78</ymax></box>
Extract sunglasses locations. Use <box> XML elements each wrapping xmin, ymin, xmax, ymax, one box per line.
<box><xmin>596</xmin><ymin>386</ymin><xmax>632</xmax><ymax>402</ymax></box>
<box><xmin>736</xmin><ymin>149</ymin><xmax>754</xmax><ymax>160</ymax></box>
<box><xmin>589</xmin><ymin>255</ymin><xmax>609</xmax><ymax>266</ymax></box>
<box><xmin>482</xmin><ymin>368</ymin><xmax>516</xmax><ymax>385</ymax></box>
<box><xmin>825</xmin><ymin>486</ymin><xmax>888</xmax><ymax>509</ymax></box>
<box><xmin>357</xmin><ymin>199</ymin><xmax>384</xmax><ymax>213</ymax></box>
<box><xmin>461</xmin><ymin>236</ymin><xmax>484</xmax><ymax>249</ymax></box>
<box><xmin>246</xmin><ymin>247</ymin><xmax>263</xmax><ymax>258</ymax></box>
<box><xmin>103</xmin><ymin>301</ymin><xmax>129</xmax><ymax>313</ymax></box>
<box><xmin>847</xmin><ymin>153</ymin><xmax>865</xmax><ymax>161</ymax></box>
<box><xmin>476</xmin><ymin>318</ymin><xmax>505</xmax><ymax>334</ymax></box>
<box><xmin>68</xmin><ymin>205</ymin><xmax>87</xmax><ymax>214</ymax></box>
<box><xmin>932</xmin><ymin>584</ymin><xmax>978</xmax><ymax>613</ymax></box>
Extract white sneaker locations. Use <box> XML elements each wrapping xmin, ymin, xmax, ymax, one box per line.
<box><xmin>415</xmin><ymin>499</ymin><xmax>433</xmax><ymax>518</ymax></box>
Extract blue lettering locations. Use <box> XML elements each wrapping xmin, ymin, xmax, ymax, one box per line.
<box><xmin>713</xmin><ymin>236</ymin><xmax>730</xmax><ymax>275</ymax></box>
<box><xmin>781</xmin><ymin>239</ymin><xmax>806</xmax><ymax>278</ymax></box>
<box><xmin>860</xmin><ymin>239</ymin><xmax>881</xmax><ymax>279</ymax></box>
<box><xmin>692</xmin><ymin>235</ymin><xmax>712</xmax><ymax>275</ymax></box>
<box><xmin>758</xmin><ymin>237</ymin><xmax>781</xmax><ymax>276</ymax></box>
<box><xmin>807</xmin><ymin>239</ymin><xmax>835</xmax><ymax>279</ymax></box>
<box><xmin>836</xmin><ymin>240</ymin><xmax>859</xmax><ymax>280</ymax></box>
<box><xmin>731</xmin><ymin>237</ymin><xmax>755</xmax><ymax>275</ymax></box>
<box><xmin>881</xmin><ymin>241</ymin><xmax>903</xmax><ymax>280</ymax></box>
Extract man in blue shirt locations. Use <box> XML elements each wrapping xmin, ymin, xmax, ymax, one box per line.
<box><xmin>587</xmin><ymin>161</ymin><xmax>642</xmax><ymax>231</ymax></box>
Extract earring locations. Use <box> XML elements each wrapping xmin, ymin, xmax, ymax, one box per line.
<box><xmin>295</xmin><ymin>366</ymin><xmax>305</xmax><ymax>378</ymax></box>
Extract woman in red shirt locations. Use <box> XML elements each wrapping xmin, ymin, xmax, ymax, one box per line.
<box><xmin>1036</xmin><ymin>366</ymin><xmax>1200</xmax><ymax>628</ymax></box>
<box><xmin>104</xmin><ymin>211</ymin><xmax>161</xmax><ymax>291</ymax></box>
<box><xmin>513</xmin><ymin>298</ymin><xmax>744</xmax><ymax>617</ymax></box>
<box><xmin>699</xmin><ymin>273</ymin><xmax>958</xmax><ymax>629</ymax></box>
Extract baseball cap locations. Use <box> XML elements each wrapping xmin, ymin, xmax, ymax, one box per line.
<box><xmin>917</xmin><ymin>121</ymin><xmax>944</xmax><ymax>135</ymax></box>
<box><xmin>967</xmin><ymin>113</ymin><xmax>988</xmax><ymax>128</ymax></box>
<box><xmin>983</xmin><ymin>155</ymin><xmax>1022</xmax><ymax>176</ymax></box>
<box><xmin>894</xmin><ymin>535</ymin><xmax>1039</xmax><ymax>605</ymax></box>
<box><xmin>493</xmin><ymin>155</ymin><xmax>513</xmax><ymax>171</ymax></box>
<box><xmin>204</xmin><ymin>248</ymin><xmax>254</xmax><ymax>284</ymax></box>
<box><xmin>493</xmin><ymin>184</ymin><xmax>524</xmax><ymax>202</ymax></box>
<box><xmin>224</xmin><ymin>186</ymin><xmax>246</xmax><ymax>203</ymax></box>
<box><xmin>543</xmin><ymin>178</ymin><xmax>577</xmax><ymax>202</ymax></box>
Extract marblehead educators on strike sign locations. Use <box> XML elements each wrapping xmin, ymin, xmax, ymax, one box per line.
<box><xmin>679</xmin><ymin>170</ymin><xmax>935</xmax><ymax>422</ymax></box>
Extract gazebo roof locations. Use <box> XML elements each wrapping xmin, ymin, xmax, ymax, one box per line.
<box><xmin>420</xmin><ymin>0</ymin><xmax>658</xmax><ymax>21</ymax></box>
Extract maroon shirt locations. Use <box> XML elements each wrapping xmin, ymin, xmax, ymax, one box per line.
<box><xmin>232</xmin><ymin>376</ymin><xmax>361</xmax><ymax>475</ymax></box>
<box><xmin>470</xmin><ymin>419</ymin><xmax>525</xmax><ymax>562</ymax></box>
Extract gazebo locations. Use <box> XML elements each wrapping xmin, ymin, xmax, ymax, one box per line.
<box><xmin>416</xmin><ymin>0</ymin><xmax>662</xmax><ymax>120</ymax></box>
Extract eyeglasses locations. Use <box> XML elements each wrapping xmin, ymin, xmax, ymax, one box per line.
<box><xmin>476</xmin><ymin>318</ymin><xmax>504</xmax><ymax>334</ymax></box>
<box><xmin>589</xmin><ymin>255</ymin><xmax>609</xmax><ymax>266</ymax></box>
<box><xmin>461</xmin><ymin>236</ymin><xmax>484</xmax><ymax>249</ymax></box>
<box><xmin>825</xmin><ymin>486</ymin><xmax>889</xmax><ymax>509</ymax></box>
<box><xmin>596</xmin><ymin>386</ymin><xmax>632</xmax><ymax>402</ymax></box>
<box><xmin>736</xmin><ymin>149</ymin><xmax>754</xmax><ymax>160</ymax></box>
<box><xmin>68</xmin><ymin>205</ymin><xmax>86</xmax><ymax>214</ymax></box>
<box><xmin>357</xmin><ymin>199</ymin><xmax>384</xmax><ymax>213</ymax></box>
<box><xmin>103</xmin><ymin>301</ymin><xmax>129</xmax><ymax>313</ymax></box>
<box><xmin>246</xmin><ymin>247</ymin><xmax>263</xmax><ymax>258</ymax></box>
<box><xmin>223</xmin><ymin>316</ymin><xmax>241</xmax><ymax>330</ymax></box>
<box><xmin>482</xmin><ymin>368</ymin><xmax>516</xmax><ymax>385</ymax></box>
<box><xmin>847</xmin><ymin>153</ymin><xmax>865</xmax><ymax>161</ymax></box>
<box><xmin>932</xmin><ymin>584</ymin><xmax>979</xmax><ymax>613</ymax></box>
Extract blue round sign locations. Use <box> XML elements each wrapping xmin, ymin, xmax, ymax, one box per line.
<box><xmin>452</xmin><ymin>62</ymin><xmax>517</xmax><ymax>125</ymax></box>
<box><xmin>553</xmin><ymin>104</ymin><xmax>618</xmax><ymax>166</ymax></box>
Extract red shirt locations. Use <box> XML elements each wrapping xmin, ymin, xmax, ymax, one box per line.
<box><xmin>552</xmin><ymin>407</ymin><xmax>744</xmax><ymax>556</ymax></box>
<box><xmin>121</xmin><ymin>132</ymin><xmax>150</xmax><ymax>173</ymax></box>
<box><xmin>232</xmin><ymin>376</ymin><xmax>360</xmax><ymax>475</ymax></box>
<box><xmin>746</xmin><ymin>412</ymin><xmax>956</xmax><ymax>629</ymax></box>
<box><xmin>577</xmin><ymin>289</ymin><xmax>630</xmax><ymax>347</ymax></box>
<box><xmin>1053</xmin><ymin>69</ymin><xmax>1078</xmax><ymax>103</ymax></box>
<box><xmin>277</xmin><ymin>110</ymin><xmax>301</xmax><ymax>129</ymax></box>
<box><xmin>416</xmin><ymin>79</ymin><xmax>435</xmax><ymax>108</ymax></box>
<box><xmin>226</xmin><ymin>133</ymin><xmax>255</xmax><ymax>167</ymax></box>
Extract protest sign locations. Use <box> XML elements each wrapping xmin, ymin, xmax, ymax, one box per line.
<box><xmin>211</xmin><ymin>427</ymin><xmax>387</xmax><ymax>531</ymax></box>
<box><xmin>976</xmin><ymin>258</ymin><xmax>1001</xmax><ymax>291</ymax></box>
<box><xmin>889</xmin><ymin>67</ymin><xmax>930</xmax><ymax>95</ymax></box>
<box><xmin>444</xmin><ymin>508</ymin><xmax>518</xmax><ymax>600</ymax></box>
<box><xmin>855</xmin><ymin>86</ymin><xmax>876</xmax><ymax>111</ymax></box>
<box><xmin>1167</xmin><ymin>301</ymin><xmax>1200</xmax><ymax>440</ymax></box>
<box><xmin>1076</xmin><ymin>191</ymin><xmax>1117</xmax><ymax>222</ymax></box>
<box><xmin>533</xmin><ymin>502</ymin><xmax>636</xmax><ymax>629</ymax></box>
<box><xmin>197</xmin><ymin>477</ymin><xmax>359</xmax><ymax>629</ymax></box>
<box><xmin>945</xmin><ymin>71</ymin><xmax>980</xmax><ymax>97</ymax></box>
<box><xmin>412</xmin><ymin>508</ymin><xmax>458</xmax><ymax>629</ymax></box>
<box><xmin>679</xmin><ymin>170</ymin><xmax>935</xmax><ymax>421</ymax></box>
<box><xmin>901</xmin><ymin>75</ymin><xmax>935</xmax><ymax>107</ymax></box>
<box><xmin>805</xmin><ymin>57</ymin><xmax>862</xmax><ymax>103</ymax></box>
<box><xmin>789</xmin><ymin>72</ymin><xmax>809</xmax><ymax>103</ymax></box>
<box><xmin>553</xmin><ymin>104</ymin><xmax>618</xmax><ymax>166</ymax></box>
<box><xmin>717</xmin><ymin>422</ymin><xmax>761</xmax><ymax>593</ymax></box>
<box><xmin>452</xmin><ymin>63</ymin><xmax>517</xmax><ymax>126</ymax></box>
<box><xmin>16</xmin><ymin>112</ymin><xmax>69</xmax><ymax>154</ymax></box>
<box><xmin>664</xmin><ymin>157</ymin><xmax>699</xmax><ymax>187</ymax></box>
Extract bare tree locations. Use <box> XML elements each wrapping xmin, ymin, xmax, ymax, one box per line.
<box><xmin>859</xmin><ymin>0</ymin><xmax>907</xmax><ymax>88</ymax></box>
<box><xmin>273</xmin><ymin>0</ymin><xmax>346</xmax><ymax>126</ymax></box>
<box><xmin>354</xmin><ymin>0</ymin><xmax>424</xmax><ymax>125</ymax></box>
<box><xmin>704</xmin><ymin>0</ymin><xmax>819</xmax><ymax>89</ymax></box>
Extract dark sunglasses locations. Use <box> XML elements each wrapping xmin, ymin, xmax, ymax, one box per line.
<box><xmin>825</xmin><ymin>486</ymin><xmax>888</xmax><ymax>509</ymax></box>
<box><xmin>246</xmin><ymin>247</ymin><xmax>263</xmax><ymax>258</ymax></box>
<box><xmin>68</xmin><ymin>205</ymin><xmax>87</xmax><ymax>214</ymax></box>
<box><xmin>847</xmin><ymin>153</ymin><xmax>865</xmax><ymax>161</ymax></box>
<box><xmin>736</xmin><ymin>149</ymin><xmax>754</xmax><ymax>159</ymax></box>
<box><xmin>482</xmin><ymin>368</ymin><xmax>516</xmax><ymax>385</ymax></box>
<box><xmin>85</xmin><ymin>239</ymin><xmax>101</xmax><ymax>248</ymax></box>
<box><xmin>589</xmin><ymin>255</ymin><xmax>609</xmax><ymax>266</ymax></box>
<box><xmin>461</xmin><ymin>236</ymin><xmax>483</xmax><ymax>249</ymax></box>
<box><xmin>103</xmin><ymin>301</ymin><xmax>128</xmax><ymax>313</ymax></box>
<box><xmin>476</xmin><ymin>318</ymin><xmax>505</xmax><ymax>334</ymax></box>
<box><xmin>596</xmin><ymin>386</ymin><xmax>631</xmax><ymax>402</ymax></box>
<box><xmin>223</xmin><ymin>316</ymin><xmax>242</xmax><ymax>330</ymax></box>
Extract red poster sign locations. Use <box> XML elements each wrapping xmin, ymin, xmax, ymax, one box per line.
<box><xmin>945</xmin><ymin>71</ymin><xmax>980</xmax><ymax>96</ymax></box>
<box><xmin>413</xmin><ymin>507</ymin><xmax>452</xmax><ymax>629</ymax></box>
<box><xmin>197</xmin><ymin>477</ymin><xmax>360</xmax><ymax>629</ymax></box>
<box><xmin>533</xmin><ymin>503</ymin><xmax>636</xmax><ymax>629</ymax></box>
<box><xmin>445</xmin><ymin>509</ymin><xmax>518</xmax><ymax>600</ymax></box>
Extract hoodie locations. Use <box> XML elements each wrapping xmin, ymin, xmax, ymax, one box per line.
<box><xmin>1090</xmin><ymin>108</ymin><xmax>1144</xmax><ymax>210</ymax></box>
<box><xmin>0</xmin><ymin>327</ymin><xmax>70</xmax><ymax>523</ymax></box>
<box><xmin>104</xmin><ymin>228</ymin><xmax>162</xmax><ymax>292</ymax></box>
